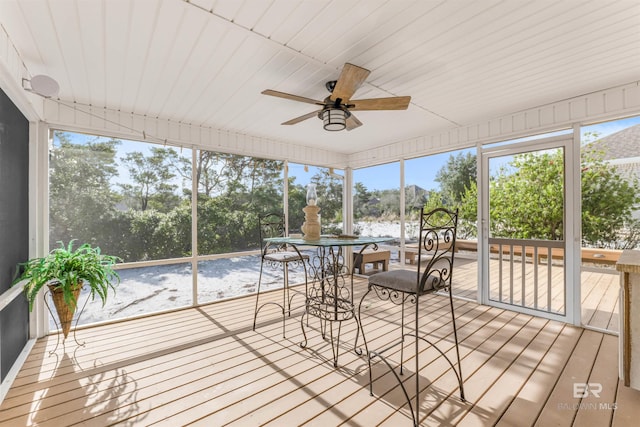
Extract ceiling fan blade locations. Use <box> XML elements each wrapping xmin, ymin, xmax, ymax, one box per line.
<box><xmin>349</xmin><ymin>96</ymin><xmax>411</xmax><ymax>111</ymax></box>
<box><xmin>262</xmin><ymin>89</ymin><xmax>324</xmax><ymax>106</ymax></box>
<box><xmin>282</xmin><ymin>110</ymin><xmax>322</xmax><ymax>125</ymax></box>
<box><xmin>330</xmin><ymin>63</ymin><xmax>370</xmax><ymax>103</ymax></box>
<box><xmin>346</xmin><ymin>113</ymin><xmax>363</xmax><ymax>131</ymax></box>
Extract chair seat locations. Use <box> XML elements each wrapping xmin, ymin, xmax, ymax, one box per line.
<box><xmin>264</xmin><ymin>251</ymin><xmax>309</xmax><ymax>263</ymax></box>
<box><xmin>368</xmin><ymin>269</ymin><xmax>436</xmax><ymax>294</ymax></box>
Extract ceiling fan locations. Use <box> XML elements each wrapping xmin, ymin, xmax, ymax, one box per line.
<box><xmin>262</xmin><ymin>63</ymin><xmax>411</xmax><ymax>132</ymax></box>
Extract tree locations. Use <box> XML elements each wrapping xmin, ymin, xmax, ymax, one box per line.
<box><xmin>378</xmin><ymin>189</ymin><xmax>401</xmax><ymax>219</ymax></box>
<box><xmin>353</xmin><ymin>182</ymin><xmax>372</xmax><ymax>220</ymax></box>
<box><xmin>241</xmin><ymin>157</ymin><xmax>284</xmax><ymax>212</ymax></box>
<box><xmin>405</xmin><ymin>185</ymin><xmax>429</xmax><ymax>220</ymax></box>
<box><xmin>423</xmin><ymin>190</ymin><xmax>445</xmax><ymax>213</ymax></box>
<box><xmin>458</xmin><ymin>181</ymin><xmax>478</xmax><ymax>239</ymax></box>
<box><xmin>177</xmin><ymin>151</ymin><xmax>283</xmax><ymax>202</ymax></box>
<box><xmin>182</xmin><ymin>151</ymin><xmax>222</xmax><ymax>197</ymax></box>
<box><xmin>310</xmin><ymin>169</ymin><xmax>343</xmax><ymax>228</ymax></box>
<box><xmin>581</xmin><ymin>146</ymin><xmax>640</xmax><ymax>248</ymax></box>
<box><xmin>120</xmin><ymin>148</ymin><xmax>180</xmax><ymax>212</ymax></box>
<box><xmin>49</xmin><ymin>132</ymin><xmax>120</xmax><ymax>250</ymax></box>
<box><xmin>288</xmin><ymin>179</ymin><xmax>307</xmax><ymax>234</ymax></box>
<box><xmin>435</xmin><ymin>151</ymin><xmax>477</xmax><ymax>206</ymax></box>
<box><xmin>125</xmin><ymin>204</ymin><xmax>192</xmax><ymax>260</ymax></box>
<box><xmin>467</xmin><ymin>147</ymin><xmax>640</xmax><ymax>247</ymax></box>
<box><xmin>488</xmin><ymin>151</ymin><xmax>564</xmax><ymax>239</ymax></box>
<box><xmin>193</xmin><ymin>153</ymin><xmax>284</xmax><ymax>254</ymax></box>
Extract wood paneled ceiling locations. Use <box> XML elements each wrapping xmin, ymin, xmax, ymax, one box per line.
<box><xmin>1</xmin><ymin>0</ymin><xmax>639</xmax><ymax>154</ymax></box>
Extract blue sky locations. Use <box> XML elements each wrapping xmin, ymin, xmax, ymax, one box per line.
<box><xmin>582</xmin><ymin>116</ymin><xmax>640</xmax><ymax>138</ymax></box>
<box><xmin>353</xmin><ymin>150</ymin><xmax>475</xmax><ymax>193</ymax></box>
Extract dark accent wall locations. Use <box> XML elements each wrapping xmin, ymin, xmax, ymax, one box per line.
<box><xmin>0</xmin><ymin>87</ymin><xmax>29</xmax><ymax>382</ymax></box>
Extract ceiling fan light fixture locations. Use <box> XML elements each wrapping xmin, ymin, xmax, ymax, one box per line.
<box><xmin>262</xmin><ymin>62</ymin><xmax>410</xmax><ymax>131</ymax></box>
<box><xmin>321</xmin><ymin>107</ymin><xmax>348</xmax><ymax>131</ymax></box>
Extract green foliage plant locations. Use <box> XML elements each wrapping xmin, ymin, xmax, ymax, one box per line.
<box><xmin>435</xmin><ymin>151</ymin><xmax>477</xmax><ymax>206</ymax></box>
<box><xmin>13</xmin><ymin>240</ymin><xmax>121</xmax><ymax>312</ymax></box>
<box><xmin>580</xmin><ymin>146</ymin><xmax>640</xmax><ymax>248</ymax></box>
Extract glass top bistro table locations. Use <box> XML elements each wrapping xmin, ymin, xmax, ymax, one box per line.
<box><xmin>265</xmin><ymin>235</ymin><xmax>392</xmax><ymax>367</ymax></box>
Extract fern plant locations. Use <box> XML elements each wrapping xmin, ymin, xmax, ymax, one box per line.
<box><xmin>14</xmin><ymin>240</ymin><xmax>121</xmax><ymax>311</ymax></box>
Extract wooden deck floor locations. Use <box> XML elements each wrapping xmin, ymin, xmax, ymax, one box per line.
<box><xmin>1</xmin><ymin>277</ymin><xmax>638</xmax><ymax>426</ymax></box>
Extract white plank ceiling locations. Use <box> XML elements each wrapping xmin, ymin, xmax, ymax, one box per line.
<box><xmin>0</xmin><ymin>0</ymin><xmax>639</xmax><ymax>154</ymax></box>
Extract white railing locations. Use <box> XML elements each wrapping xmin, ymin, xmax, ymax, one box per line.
<box><xmin>488</xmin><ymin>238</ymin><xmax>566</xmax><ymax>314</ymax></box>
<box><xmin>0</xmin><ymin>281</ymin><xmax>24</xmax><ymax>311</ymax></box>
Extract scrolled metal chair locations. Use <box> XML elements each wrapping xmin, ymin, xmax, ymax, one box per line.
<box><xmin>357</xmin><ymin>207</ymin><xmax>465</xmax><ymax>426</ymax></box>
<box><xmin>252</xmin><ymin>212</ymin><xmax>309</xmax><ymax>338</ymax></box>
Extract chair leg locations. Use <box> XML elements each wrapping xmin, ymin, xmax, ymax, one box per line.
<box><xmin>283</xmin><ymin>262</ymin><xmax>291</xmax><ymax>315</ymax></box>
<box><xmin>304</xmin><ymin>258</ymin><xmax>310</xmax><ymax>327</ymax></box>
<box><xmin>359</xmin><ymin>287</ymin><xmax>418</xmax><ymax>426</ymax></box>
<box><xmin>449</xmin><ymin>290</ymin><xmax>465</xmax><ymax>401</ymax></box>
<box><xmin>357</xmin><ymin>287</ymin><xmax>374</xmax><ymax>396</ymax></box>
<box><xmin>282</xmin><ymin>262</ymin><xmax>288</xmax><ymax>338</ymax></box>
<box><xmin>253</xmin><ymin>259</ymin><xmax>266</xmax><ymax>331</ymax></box>
<box><xmin>400</xmin><ymin>298</ymin><xmax>405</xmax><ymax>375</ymax></box>
<box><xmin>414</xmin><ymin>295</ymin><xmax>420</xmax><ymax>426</ymax></box>
<box><xmin>253</xmin><ymin>259</ymin><xmax>287</xmax><ymax>339</ymax></box>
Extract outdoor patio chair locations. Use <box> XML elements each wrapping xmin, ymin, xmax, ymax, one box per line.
<box><xmin>357</xmin><ymin>207</ymin><xmax>465</xmax><ymax>426</ymax></box>
<box><xmin>252</xmin><ymin>212</ymin><xmax>309</xmax><ymax>338</ymax></box>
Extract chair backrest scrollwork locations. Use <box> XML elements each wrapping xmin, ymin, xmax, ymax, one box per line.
<box><xmin>259</xmin><ymin>212</ymin><xmax>287</xmax><ymax>254</ymax></box>
<box><xmin>417</xmin><ymin>207</ymin><xmax>458</xmax><ymax>294</ymax></box>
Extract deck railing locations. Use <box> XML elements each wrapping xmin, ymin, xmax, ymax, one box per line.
<box><xmin>488</xmin><ymin>238</ymin><xmax>565</xmax><ymax>313</ymax></box>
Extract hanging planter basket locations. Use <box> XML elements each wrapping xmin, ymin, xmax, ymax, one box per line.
<box><xmin>48</xmin><ymin>282</ymin><xmax>82</xmax><ymax>339</ymax></box>
<box><xmin>13</xmin><ymin>240</ymin><xmax>121</xmax><ymax>349</ymax></box>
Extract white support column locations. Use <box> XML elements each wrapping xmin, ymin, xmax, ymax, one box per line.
<box><xmin>191</xmin><ymin>148</ymin><xmax>198</xmax><ymax>306</ymax></box>
<box><xmin>342</xmin><ymin>168</ymin><xmax>353</xmax><ymax>270</ymax></box>
<box><xmin>569</xmin><ymin>123</ymin><xmax>582</xmax><ymax>325</ymax></box>
<box><xmin>399</xmin><ymin>159</ymin><xmax>406</xmax><ymax>264</ymax></box>
<box><xmin>30</xmin><ymin>122</ymin><xmax>50</xmax><ymax>338</ymax></box>
<box><xmin>477</xmin><ymin>141</ymin><xmax>486</xmax><ymax>304</ymax></box>
<box><xmin>343</xmin><ymin>167</ymin><xmax>353</xmax><ymax>236</ymax></box>
<box><xmin>284</xmin><ymin>161</ymin><xmax>290</xmax><ymax>233</ymax></box>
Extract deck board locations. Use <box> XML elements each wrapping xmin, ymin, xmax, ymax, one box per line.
<box><xmin>422</xmin><ymin>312</ymin><xmax>532</xmax><ymax>425</ymax></box>
<box><xmin>613</xmin><ymin>378</ymin><xmax>640</xmax><ymax>426</ymax></box>
<box><xmin>494</xmin><ymin>323</ymin><xmax>581</xmax><ymax>427</ymax></box>
<box><xmin>455</xmin><ymin>317</ymin><xmax>559</xmax><ymax>426</ymax></box>
<box><xmin>573</xmin><ymin>334</ymin><xmax>618</xmax><ymax>426</ymax></box>
<box><xmin>0</xmin><ymin>276</ymin><xmax>636</xmax><ymax>426</ymax></box>
<box><xmin>534</xmin><ymin>329</ymin><xmax>604</xmax><ymax>426</ymax></box>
